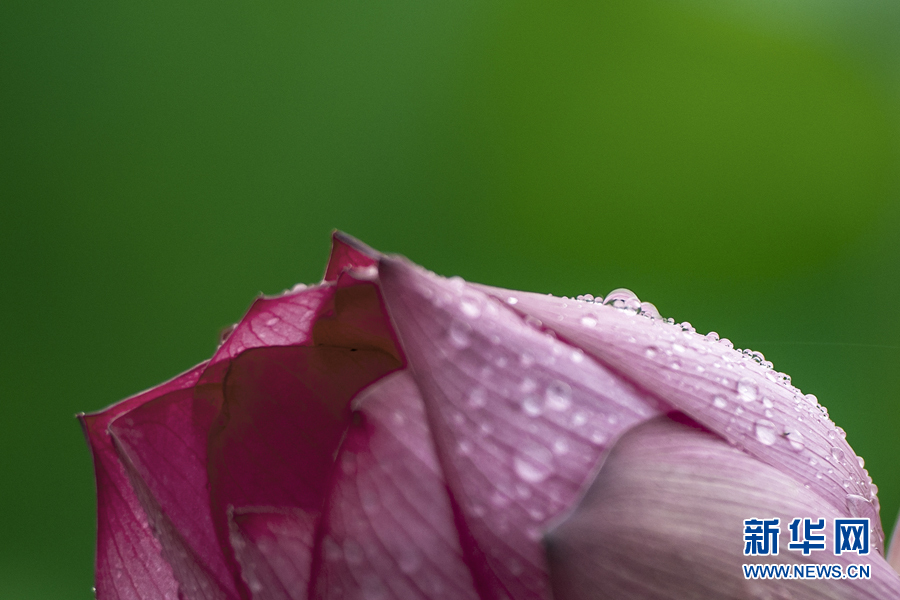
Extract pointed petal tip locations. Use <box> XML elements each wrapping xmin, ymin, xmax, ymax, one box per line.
<box><xmin>331</xmin><ymin>231</ymin><xmax>380</xmax><ymax>257</ymax></box>
<box><xmin>324</xmin><ymin>232</ymin><xmax>381</xmax><ymax>282</ymax></box>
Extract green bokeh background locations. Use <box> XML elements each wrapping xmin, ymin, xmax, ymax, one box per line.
<box><xmin>2</xmin><ymin>0</ymin><xmax>900</xmax><ymax>596</ymax></box>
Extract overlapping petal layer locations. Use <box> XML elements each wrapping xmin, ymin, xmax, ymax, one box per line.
<box><xmin>547</xmin><ymin>415</ymin><xmax>900</xmax><ymax>599</ymax></box>
<box><xmin>81</xmin><ymin>232</ymin><xmax>900</xmax><ymax>600</ymax></box>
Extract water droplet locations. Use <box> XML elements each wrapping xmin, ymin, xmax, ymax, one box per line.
<box><xmin>577</xmin><ymin>293</ymin><xmax>594</xmax><ymax>302</ymax></box>
<box><xmin>571</xmin><ymin>349</ymin><xmax>585</xmax><ymax>363</ymax></box>
<box><xmin>589</xmin><ymin>430</ymin><xmax>606</xmax><ymax>444</ymax></box>
<box><xmin>514</xmin><ymin>445</ymin><xmax>554</xmax><ymax>483</ymax></box>
<box><xmin>762</xmin><ymin>398</ymin><xmax>773</xmax><ymax>409</ymax></box>
<box><xmin>705</xmin><ymin>331</ymin><xmax>720</xmax><ymax>342</ymax></box>
<box><xmin>467</xmin><ymin>388</ymin><xmax>487</xmax><ymax>408</ymax></box>
<box><xmin>754</xmin><ymin>420</ymin><xmax>777</xmax><ymax>445</ymax></box>
<box><xmin>520</xmin><ymin>378</ymin><xmax>537</xmax><ymax>393</ymax></box>
<box><xmin>506</xmin><ymin>296</ymin><xmax>518</xmax><ymax>305</ymax></box>
<box><xmin>737</xmin><ymin>378</ymin><xmax>759</xmax><ymax>403</ymax></box>
<box><xmin>448</xmin><ymin>320</ymin><xmax>472</xmax><ymax>349</ymax></box>
<box><xmin>323</xmin><ymin>536</ymin><xmax>343</xmax><ymax>561</ymax></box>
<box><xmin>672</xmin><ymin>343</ymin><xmax>686</xmax><ymax>354</ymax></box>
<box><xmin>580</xmin><ymin>315</ymin><xmax>598</xmax><ymax>327</ymax></box>
<box><xmin>265</xmin><ymin>317</ymin><xmax>279</xmax><ymax>327</ymax></box>
<box><xmin>457</xmin><ymin>440</ymin><xmax>472</xmax><ymax>455</ymax></box>
<box><xmin>836</xmin><ymin>426</ymin><xmax>846</xmax><ymax>439</ymax></box>
<box><xmin>785</xmin><ymin>429</ymin><xmax>804</xmax><ymax>451</ymax></box>
<box><xmin>398</xmin><ymin>551</ymin><xmax>421</xmax><ymax>574</ymax></box>
<box><xmin>545</xmin><ymin>380</ymin><xmax>572</xmax><ymax>411</ymax></box>
<box><xmin>343</xmin><ymin>540</ymin><xmax>364</xmax><ymax>565</ymax></box>
<box><xmin>572</xmin><ymin>412</ymin><xmax>587</xmax><ymax>426</ymax></box>
<box><xmin>552</xmin><ymin>438</ymin><xmax>569</xmax><ymax>455</ymax></box>
<box><xmin>719</xmin><ymin>338</ymin><xmax>734</xmax><ymax>349</ymax></box>
<box><xmin>846</xmin><ymin>494</ymin><xmax>872</xmax><ymax>518</ymax></box>
<box><xmin>857</xmin><ymin>456</ymin><xmax>865</xmax><ymax>468</ymax></box>
<box><xmin>522</xmin><ymin>395</ymin><xmax>543</xmax><ymax>417</ymax></box>
<box><xmin>639</xmin><ymin>302</ymin><xmax>661</xmax><ymax>319</ymax></box>
<box><xmin>712</xmin><ymin>395</ymin><xmax>728</xmax><ymax>409</ymax></box>
<box><xmin>804</xmin><ymin>394</ymin><xmax>818</xmax><ymax>406</ymax></box>
<box><xmin>831</xmin><ymin>447</ymin><xmax>844</xmax><ymax>463</ymax></box>
<box><xmin>670</xmin><ymin>359</ymin><xmax>682</xmax><ymax>370</ymax></box>
<box><xmin>460</xmin><ymin>296</ymin><xmax>482</xmax><ymax>318</ymax></box>
<box><xmin>645</xmin><ymin>346</ymin><xmax>659</xmax><ymax>359</ymax></box>
<box><xmin>604</xmin><ymin>288</ymin><xmax>641</xmax><ymax>312</ymax></box>
<box><xmin>490</xmin><ymin>490</ymin><xmax>510</xmax><ymax>508</ymax></box>
<box><xmin>679</xmin><ymin>322</ymin><xmax>696</xmax><ymax>333</ymax></box>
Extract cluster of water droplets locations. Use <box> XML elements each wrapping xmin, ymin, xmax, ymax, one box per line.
<box><xmin>442</xmin><ymin>274</ymin><xmax>879</xmax><ymax>548</ymax></box>
<box><xmin>561</xmin><ymin>285</ymin><xmax>880</xmax><ymax>525</ymax></box>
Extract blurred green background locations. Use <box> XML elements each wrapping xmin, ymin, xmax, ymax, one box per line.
<box><xmin>2</xmin><ymin>0</ymin><xmax>900</xmax><ymax>596</ymax></box>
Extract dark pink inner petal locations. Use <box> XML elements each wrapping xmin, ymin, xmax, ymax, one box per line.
<box><xmin>110</xmin><ymin>386</ymin><xmax>240</xmax><ymax>599</ymax></box>
<box><xmin>209</xmin><ymin>345</ymin><xmax>401</xmax><ymax>511</ymax></box>
<box><xmin>80</xmin><ymin>364</ymin><xmax>207</xmax><ymax>600</ymax></box>
<box><xmin>376</xmin><ymin>256</ymin><xmax>664</xmax><ymax>600</ymax></box>
<box><xmin>310</xmin><ymin>371</ymin><xmax>479</xmax><ymax>600</ymax></box>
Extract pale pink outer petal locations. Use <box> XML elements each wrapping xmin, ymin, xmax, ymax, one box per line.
<box><xmin>546</xmin><ymin>415</ymin><xmax>900</xmax><ymax>599</ymax></box>
<box><xmin>79</xmin><ymin>364</ymin><xmax>206</xmax><ymax>600</ymax></box>
<box><xmin>478</xmin><ymin>287</ymin><xmax>884</xmax><ymax>551</ymax></box>
<box><xmin>376</xmin><ymin>256</ymin><xmax>665</xmax><ymax>600</ymax></box>
<box><xmin>889</xmin><ymin>519</ymin><xmax>900</xmax><ymax>572</ymax></box>
<box><xmin>311</xmin><ymin>371</ymin><xmax>479</xmax><ymax>600</ymax></box>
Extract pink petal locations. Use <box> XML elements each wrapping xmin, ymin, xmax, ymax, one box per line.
<box><xmin>79</xmin><ymin>364</ymin><xmax>206</xmax><ymax>600</ymax></box>
<box><xmin>309</xmin><ymin>371</ymin><xmax>479</xmax><ymax>600</ymax></box>
<box><xmin>480</xmin><ymin>287</ymin><xmax>884</xmax><ymax>550</ymax></box>
<box><xmin>109</xmin><ymin>383</ymin><xmax>239</xmax><ymax>599</ymax></box>
<box><xmin>229</xmin><ymin>508</ymin><xmax>316</xmax><ymax>600</ymax></box>
<box><xmin>546</xmin><ymin>415</ymin><xmax>900</xmax><ymax>599</ymax></box>
<box><xmin>106</xmin><ymin>283</ymin><xmax>343</xmax><ymax>599</ymax></box>
<box><xmin>323</xmin><ymin>231</ymin><xmax>380</xmax><ymax>282</ymax></box>
<box><xmin>376</xmin><ymin>256</ymin><xmax>665</xmax><ymax>600</ymax></box>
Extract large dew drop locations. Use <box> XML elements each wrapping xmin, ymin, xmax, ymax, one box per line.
<box><xmin>545</xmin><ymin>380</ymin><xmax>572</xmax><ymax>411</ymax></box>
<box><xmin>514</xmin><ymin>445</ymin><xmax>554</xmax><ymax>483</ymax></box>
<box><xmin>754</xmin><ymin>420</ymin><xmax>777</xmax><ymax>446</ymax></box>
<box><xmin>737</xmin><ymin>378</ymin><xmax>759</xmax><ymax>403</ymax></box>
<box><xmin>447</xmin><ymin>320</ymin><xmax>472</xmax><ymax>349</ymax></box>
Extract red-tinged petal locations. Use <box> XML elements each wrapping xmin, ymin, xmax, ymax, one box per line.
<box><xmin>323</xmin><ymin>231</ymin><xmax>380</xmax><ymax>282</ymax></box>
<box><xmin>207</xmin><ymin>285</ymin><xmax>336</xmax><ymax>384</ymax></box>
<box><xmin>376</xmin><ymin>256</ymin><xmax>664</xmax><ymax>600</ymax></box>
<box><xmin>109</xmin><ymin>386</ymin><xmax>240</xmax><ymax>599</ymax></box>
<box><xmin>546</xmin><ymin>415</ymin><xmax>900</xmax><ymax>600</ymax></box>
<box><xmin>228</xmin><ymin>508</ymin><xmax>316</xmax><ymax>600</ymax></box>
<box><xmin>208</xmin><ymin>345</ymin><xmax>401</xmax><ymax>512</ymax></box>
<box><xmin>311</xmin><ymin>371</ymin><xmax>479</xmax><ymax>600</ymax></box>
<box><xmin>79</xmin><ymin>363</ymin><xmax>207</xmax><ymax>600</ymax></box>
<box><xmin>479</xmin><ymin>287</ymin><xmax>884</xmax><ymax>550</ymax></box>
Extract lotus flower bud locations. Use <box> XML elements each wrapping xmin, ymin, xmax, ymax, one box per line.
<box><xmin>80</xmin><ymin>232</ymin><xmax>900</xmax><ymax>599</ymax></box>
